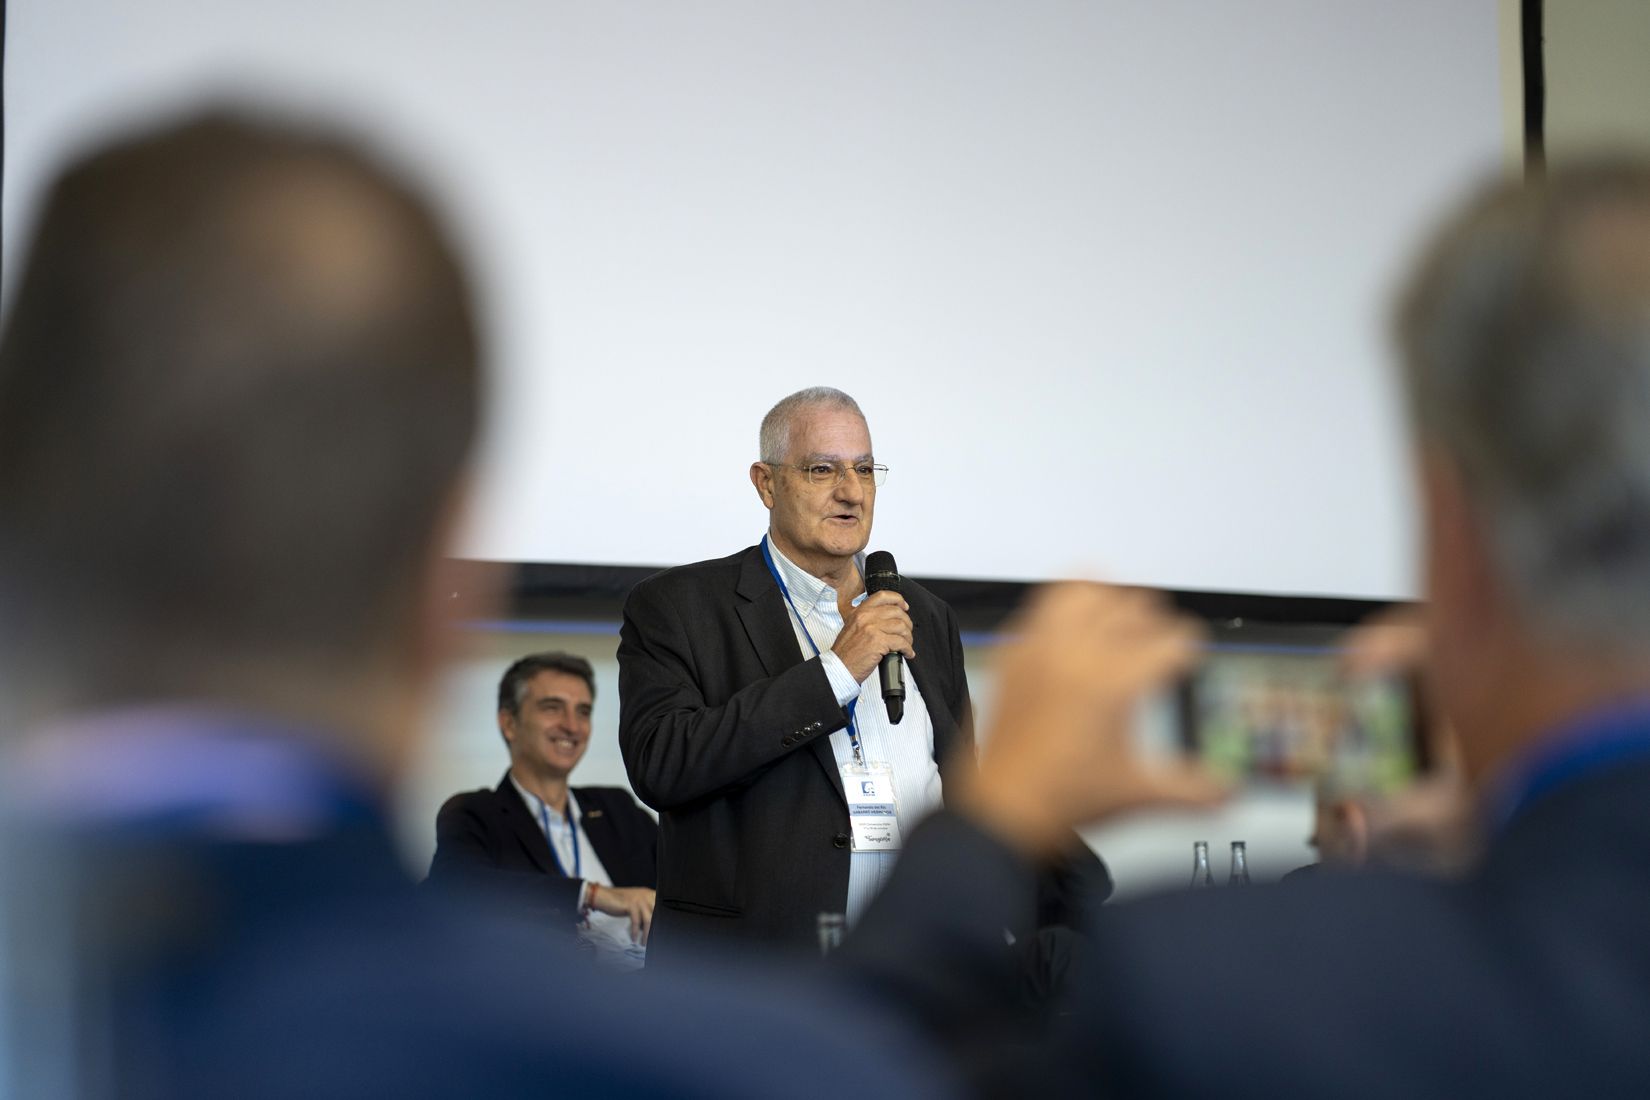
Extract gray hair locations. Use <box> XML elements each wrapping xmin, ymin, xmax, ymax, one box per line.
<box><xmin>497</xmin><ymin>651</ymin><xmax>596</xmax><ymax>716</ymax></box>
<box><xmin>758</xmin><ymin>387</ymin><xmax>865</xmax><ymax>463</ymax></box>
<box><xmin>1396</xmin><ymin>158</ymin><xmax>1650</xmax><ymax>648</ymax></box>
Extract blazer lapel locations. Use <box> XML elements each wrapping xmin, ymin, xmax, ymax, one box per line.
<box><xmin>735</xmin><ymin>545</ymin><xmax>848</xmax><ymax>804</ymax></box>
<box><xmin>734</xmin><ymin>546</ymin><xmax>802</xmax><ymax>680</ymax></box>
<box><xmin>495</xmin><ymin>774</ymin><xmax>557</xmax><ymax>875</ymax></box>
<box><xmin>574</xmin><ymin>790</ymin><xmax>623</xmax><ymax>879</ymax></box>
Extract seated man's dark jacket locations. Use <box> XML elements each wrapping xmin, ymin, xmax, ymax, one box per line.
<box><xmin>426</xmin><ymin>774</ymin><xmax>657</xmax><ymax>925</ymax></box>
<box><xmin>838</xmin><ymin>749</ymin><xmax>1650</xmax><ymax>1097</ymax></box>
<box><xmin>617</xmin><ymin>543</ymin><xmax>974</xmax><ymax>962</ymax></box>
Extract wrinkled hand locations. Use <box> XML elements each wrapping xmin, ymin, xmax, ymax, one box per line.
<box><xmin>831</xmin><ymin>590</ymin><xmax>915</xmax><ymax>682</ymax></box>
<box><xmin>960</xmin><ymin>583</ymin><xmax>1227</xmax><ymax>857</ymax></box>
<box><xmin>590</xmin><ymin>885</ymin><xmax>656</xmax><ymax>945</ymax></box>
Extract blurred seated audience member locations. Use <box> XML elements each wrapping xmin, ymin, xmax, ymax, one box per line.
<box><xmin>839</xmin><ymin>159</ymin><xmax>1650</xmax><ymax>1095</ymax></box>
<box><xmin>428</xmin><ymin>652</ymin><xmax>658</xmax><ymax>967</ymax></box>
<box><xmin>1288</xmin><ymin>770</ymin><xmax>1470</xmax><ymax>881</ymax></box>
<box><xmin>0</xmin><ymin>109</ymin><xmax>947</xmax><ymax>1100</ymax></box>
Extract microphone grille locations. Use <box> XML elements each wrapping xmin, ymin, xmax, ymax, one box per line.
<box><xmin>865</xmin><ymin>550</ymin><xmax>899</xmax><ymax>593</ymax></box>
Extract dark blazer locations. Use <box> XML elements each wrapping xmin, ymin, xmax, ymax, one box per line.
<box><xmin>840</xmin><ymin>755</ymin><xmax>1650</xmax><ymax>1097</ymax></box>
<box><xmin>618</xmin><ymin>543</ymin><xmax>974</xmax><ymax>963</ymax></box>
<box><xmin>426</xmin><ymin>775</ymin><xmax>658</xmax><ymax>925</ymax></box>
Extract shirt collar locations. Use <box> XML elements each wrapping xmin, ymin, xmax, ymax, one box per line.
<box><xmin>510</xmin><ymin>773</ymin><xmax>580</xmax><ymax>825</ymax></box>
<box><xmin>1485</xmin><ymin>695</ymin><xmax>1650</xmax><ymax>834</ymax></box>
<box><xmin>764</xmin><ymin>535</ymin><xmax>866</xmax><ymax>615</ymax></box>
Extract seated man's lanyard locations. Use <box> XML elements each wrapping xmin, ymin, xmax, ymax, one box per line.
<box><xmin>539</xmin><ymin>800</ymin><xmax>582</xmax><ymax>879</ymax></box>
<box><xmin>760</xmin><ymin>535</ymin><xmax>864</xmax><ymax>765</ymax></box>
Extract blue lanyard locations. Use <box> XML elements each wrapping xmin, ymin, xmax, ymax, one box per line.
<box><xmin>760</xmin><ymin>535</ymin><xmax>863</xmax><ymax>764</ymax></box>
<box><xmin>538</xmin><ymin>798</ymin><xmax>582</xmax><ymax>879</ymax></box>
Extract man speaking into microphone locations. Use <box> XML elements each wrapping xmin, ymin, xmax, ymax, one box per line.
<box><xmin>618</xmin><ymin>386</ymin><xmax>973</xmax><ymax>964</ymax></box>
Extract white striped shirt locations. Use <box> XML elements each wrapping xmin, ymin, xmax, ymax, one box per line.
<box><xmin>765</xmin><ymin>538</ymin><xmax>944</xmax><ymax>926</ymax></box>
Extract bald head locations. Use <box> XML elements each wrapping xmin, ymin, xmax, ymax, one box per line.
<box><xmin>758</xmin><ymin>386</ymin><xmax>866</xmax><ymax>463</ymax></box>
<box><xmin>0</xmin><ymin>112</ymin><xmax>480</xmax><ymax>706</ymax></box>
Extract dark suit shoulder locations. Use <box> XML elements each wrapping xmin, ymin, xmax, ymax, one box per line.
<box><xmin>571</xmin><ymin>785</ymin><xmax>649</xmax><ymax>811</ymax></box>
<box><xmin>436</xmin><ymin>788</ymin><xmax>496</xmax><ymax>818</ymax></box>
<box><xmin>571</xmin><ymin>784</ymin><xmax>640</xmax><ymax>797</ymax></box>
<box><xmin>573</xmin><ymin>786</ymin><xmax>657</xmax><ymax>827</ymax></box>
<box><xmin>628</xmin><ymin>547</ymin><xmax>757</xmax><ymax>597</ymax></box>
<box><xmin>899</xmin><ymin>576</ymin><xmax>956</xmax><ymax>623</ymax></box>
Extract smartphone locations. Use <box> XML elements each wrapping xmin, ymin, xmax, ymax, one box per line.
<box><xmin>1175</xmin><ymin>644</ymin><xmax>1429</xmax><ymax>792</ymax></box>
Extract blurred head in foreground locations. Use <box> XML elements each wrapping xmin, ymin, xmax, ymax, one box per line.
<box><xmin>0</xmin><ymin>111</ymin><xmax>480</xmax><ymax>774</ymax></box>
<box><xmin>1396</xmin><ymin>159</ymin><xmax>1650</xmax><ymax>784</ymax></box>
<box><xmin>0</xmin><ymin>111</ymin><xmax>946</xmax><ymax>1100</ymax></box>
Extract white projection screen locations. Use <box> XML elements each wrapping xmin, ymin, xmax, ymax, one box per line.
<box><xmin>3</xmin><ymin>2</ymin><xmax>1508</xmax><ymax>600</ymax></box>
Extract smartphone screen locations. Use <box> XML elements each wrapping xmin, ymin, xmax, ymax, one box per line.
<box><xmin>1176</xmin><ymin>645</ymin><xmax>1427</xmax><ymax>792</ymax></box>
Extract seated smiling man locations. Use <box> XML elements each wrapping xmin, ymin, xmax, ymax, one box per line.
<box><xmin>430</xmin><ymin>652</ymin><xmax>658</xmax><ymax>967</ymax></box>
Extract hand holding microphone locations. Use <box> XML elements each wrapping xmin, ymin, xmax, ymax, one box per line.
<box><xmin>830</xmin><ymin>551</ymin><xmax>911</xmax><ymax>723</ymax></box>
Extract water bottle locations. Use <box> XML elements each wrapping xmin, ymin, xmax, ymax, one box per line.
<box><xmin>1190</xmin><ymin>841</ymin><xmax>1214</xmax><ymax>888</ymax></box>
<box><xmin>1228</xmin><ymin>840</ymin><xmax>1251</xmax><ymax>886</ymax></box>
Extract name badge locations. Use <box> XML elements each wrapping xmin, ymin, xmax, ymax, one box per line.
<box><xmin>842</xmin><ymin>761</ymin><xmax>901</xmax><ymax>852</ymax></box>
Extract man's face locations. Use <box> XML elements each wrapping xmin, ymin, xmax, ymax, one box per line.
<box><xmin>500</xmin><ymin>670</ymin><xmax>593</xmax><ymax>780</ymax></box>
<box><xmin>755</xmin><ymin>407</ymin><xmax>876</xmax><ymax>569</ymax></box>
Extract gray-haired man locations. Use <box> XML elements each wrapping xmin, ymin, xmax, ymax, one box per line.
<box><xmin>617</xmin><ymin>387</ymin><xmax>975</xmax><ymax>964</ymax></box>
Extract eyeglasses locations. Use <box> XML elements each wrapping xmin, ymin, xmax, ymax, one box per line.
<box><xmin>777</xmin><ymin>461</ymin><xmax>889</xmax><ymax>487</ymax></box>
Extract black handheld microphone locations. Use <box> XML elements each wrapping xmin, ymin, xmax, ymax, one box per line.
<box><xmin>864</xmin><ymin>550</ymin><xmax>905</xmax><ymax>724</ymax></box>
